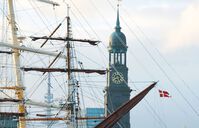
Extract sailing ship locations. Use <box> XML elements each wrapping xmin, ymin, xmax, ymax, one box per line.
<box><xmin>0</xmin><ymin>0</ymin><xmax>156</xmax><ymax>128</ymax></box>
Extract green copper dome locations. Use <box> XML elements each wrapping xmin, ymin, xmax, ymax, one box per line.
<box><xmin>109</xmin><ymin>5</ymin><xmax>127</xmax><ymax>52</ymax></box>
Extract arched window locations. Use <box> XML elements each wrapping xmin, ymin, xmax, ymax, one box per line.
<box><xmin>117</xmin><ymin>53</ymin><xmax>120</xmax><ymax>64</ymax></box>
<box><xmin>122</xmin><ymin>53</ymin><xmax>125</xmax><ymax>65</ymax></box>
<box><xmin>111</xmin><ymin>53</ymin><xmax>114</xmax><ymax>64</ymax></box>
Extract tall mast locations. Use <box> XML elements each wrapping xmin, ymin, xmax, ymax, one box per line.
<box><xmin>66</xmin><ymin>5</ymin><xmax>79</xmax><ymax>128</ymax></box>
<box><xmin>8</xmin><ymin>0</ymin><xmax>26</xmax><ymax>128</ymax></box>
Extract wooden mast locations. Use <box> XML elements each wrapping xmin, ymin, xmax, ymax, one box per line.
<box><xmin>66</xmin><ymin>8</ymin><xmax>73</xmax><ymax>127</ymax></box>
<box><xmin>8</xmin><ymin>0</ymin><xmax>26</xmax><ymax>127</ymax></box>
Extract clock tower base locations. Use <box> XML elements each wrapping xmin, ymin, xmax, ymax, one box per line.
<box><xmin>105</xmin><ymin>86</ymin><xmax>131</xmax><ymax>128</ymax></box>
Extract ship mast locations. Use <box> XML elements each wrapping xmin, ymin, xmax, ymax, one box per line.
<box><xmin>20</xmin><ymin>3</ymin><xmax>105</xmax><ymax>127</ymax></box>
<box><xmin>66</xmin><ymin>5</ymin><xmax>79</xmax><ymax>128</ymax></box>
<box><xmin>8</xmin><ymin>0</ymin><xmax>26</xmax><ymax>128</ymax></box>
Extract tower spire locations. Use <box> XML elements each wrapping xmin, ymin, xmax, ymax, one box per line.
<box><xmin>115</xmin><ymin>3</ymin><xmax>121</xmax><ymax>31</ymax></box>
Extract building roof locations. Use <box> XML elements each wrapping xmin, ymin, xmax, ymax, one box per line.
<box><xmin>109</xmin><ymin>5</ymin><xmax>127</xmax><ymax>52</ymax></box>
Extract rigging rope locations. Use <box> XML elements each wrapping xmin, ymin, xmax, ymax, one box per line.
<box><xmin>106</xmin><ymin>0</ymin><xmax>199</xmax><ymax>117</ymax></box>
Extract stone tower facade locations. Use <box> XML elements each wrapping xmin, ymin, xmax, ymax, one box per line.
<box><xmin>105</xmin><ymin>5</ymin><xmax>131</xmax><ymax>128</ymax></box>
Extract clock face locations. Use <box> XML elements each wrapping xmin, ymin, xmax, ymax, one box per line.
<box><xmin>111</xmin><ymin>72</ymin><xmax>124</xmax><ymax>84</ymax></box>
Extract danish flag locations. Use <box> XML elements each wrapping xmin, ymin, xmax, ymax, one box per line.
<box><xmin>159</xmin><ymin>90</ymin><xmax>171</xmax><ymax>98</ymax></box>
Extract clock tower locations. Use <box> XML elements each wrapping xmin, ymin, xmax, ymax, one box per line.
<box><xmin>105</xmin><ymin>4</ymin><xmax>131</xmax><ymax>128</ymax></box>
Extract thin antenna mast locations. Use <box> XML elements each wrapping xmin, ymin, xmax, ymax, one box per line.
<box><xmin>44</xmin><ymin>72</ymin><xmax>54</xmax><ymax>127</ymax></box>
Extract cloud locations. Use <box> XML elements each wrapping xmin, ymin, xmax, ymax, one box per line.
<box><xmin>165</xmin><ymin>4</ymin><xmax>199</xmax><ymax>52</ymax></box>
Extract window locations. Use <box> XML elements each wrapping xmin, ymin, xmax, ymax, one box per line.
<box><xmin>117</xmin><ymin>53</ymin><xmax>120</xmax><ymax>64</ymax></box>
<box><xmin>122</xmin><ymin>53</ymin><xmax>125</xmax><ymax>65</ymax></box>
<box><xmin>111</xmin><ymin>53</ymin><xmax>114</xmax><ymax>64</ymax></box>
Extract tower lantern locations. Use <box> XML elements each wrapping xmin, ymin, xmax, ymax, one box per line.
<box><xmin>109</xmin><ymin>4</ymin><xmax>127</xmax><ymax>67</ymax></box>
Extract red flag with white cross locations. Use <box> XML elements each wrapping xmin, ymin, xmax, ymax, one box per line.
<box><xmin>159</xmin><ymin>90</ymin><xmax>171</xmax><ymax>98</ymax></box>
